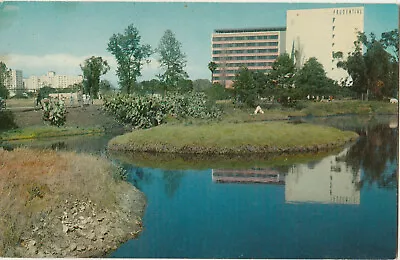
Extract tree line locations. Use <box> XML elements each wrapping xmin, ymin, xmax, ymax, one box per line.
<box><xmin>228</xmin><ymin>29</ymin><xmax>398</xmax><ymax>107</ymax></box>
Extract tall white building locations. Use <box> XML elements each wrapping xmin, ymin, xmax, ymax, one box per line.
<box><xmin>24</xmin><ymin>71</ymin><xmax>83</xmax><ymax>91</ymax></box>
<box><xmin>6</xmin><ymin>69</ymin><xmax>23</xmax><ymax>91</ymax></box>
<box><xmin>286</xmin><ymin>7</ymin><xmax>364</xmax><ymax>82</ymax></box>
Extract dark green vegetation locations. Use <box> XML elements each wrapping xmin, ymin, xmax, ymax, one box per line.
<box><xmin>0</xmin><ymin>126</ymin><xmax>103</xmax><ymax>141</ymax></box>
<box><xmin>102</xmin><ymin>92</ymin><xmax>221</xmax><ymax>129</ymax></box>
<box><xmin>334</xmin><ymin>30</ymin><xmax>398</xmax><ymax>100</ymax></box>
<box><xmin>108</xmin><ymin>122</ymin><xmax>358</xmax><ymax>154</ymax></box>
<box><xmin>80</xmin><ymin>56</ymin><xmax>110</xmax><ymax>98</ymax></box>
<box><xmin>0</xmin><ymin>61</ymin><xmax>10</xmax><ymax>99</ymax></box>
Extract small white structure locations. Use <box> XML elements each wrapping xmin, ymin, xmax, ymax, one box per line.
<box><xmin>254</xmin><ymin>106</ymin><xmax>264</xmax><ymax>115</ymax></box>
<box><xmin>389</xmin><ymin>98</ymin><xmax>398</xmax><ymax>104</ymax></box>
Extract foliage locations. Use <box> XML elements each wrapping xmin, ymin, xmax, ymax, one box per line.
<box><xmin>99</xmin><ymin>79</ymin><xmax>113</xmax><ymax>95</ymax></box>
<box><xmin>295</xmin><ymin>57</ymin><xmax>339</xmax><ymax>97</ymax></box>
<box><xmin>193</xmin><ymin>79</ymin><xmax>212</xmax><ymax>92</ymax></box>
<box><xmin>157</xmin><ymin>30</ymin><xmax>188</xmax><ymax>91</ymax></box>
<box><xmin>335</xmin><ymin>30</ymin><xmax>399</xmax><ymax>100</ymax></box>
<box><xmin>38</xmin><ymin>86</ymin><xmax>57</xmax><ymax>99</ymax></box>
<box><xmin>42</xmin><ymin>99</ymin><xmax>66</xmax><ymax>127</ymax></box>
<box><xmin>103</xmin><ymin>92</ymin><xmax>222</xmax><ymax>129</ymax></box>
<box><xmin>80</xmin><ymin>56</ymin><xmax>110</xmax><ymax>98</ymax></box>
<box><xmin>208</xmin><ymin>61</ymin><xmax>217</xmax><ymax>82</ymax></box>
<box><xmin>107</xmin><ymin>24</ymin><xmax>152</xmax><ymax>94</ymax></box>
<box><xmin>0</xmin><ymin>110</ymin><xmax>17</xmax><ymax>131</ymax></box>
<box><xmin>0</xmin><ymin>62</ymin><xmax>10</xmax><ymax>99</ymax></box>
<box><xmin>268</xmin><ymin>53</ymin><xmax>296</xmax><ymax>91</ymax></box>
<box><xmin>112</xmin><ymin>166</ymin><xmax>128</xmax><ymax>182</ymax></box>
<box><xmin>139</xmin><ymin>79</ymin><xmax>163</xmax><ymax>95</ymax></box>
<box><xmin>233</xmin><ymin>67</ymin><xmax>266</xmax><ymax>107</ymax></box>
<box><xmin>204</xmin><ymin>82</ymin><xmax>231</xmax><ymax>101</ymax></box>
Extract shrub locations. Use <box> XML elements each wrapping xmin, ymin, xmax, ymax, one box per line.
<box><xmin>42</xmin><ymin>99</ymin><xmax>66</xmax><ymax>127</ymax></box>
<box><xmin>102</xmin><ymin>92</ymin><xmax>222</xmax><ymax>129</ymax></box>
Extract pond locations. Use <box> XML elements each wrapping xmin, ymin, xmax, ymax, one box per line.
<box><xmin>108</xmin><ymin>115</ymin><xmax>398</xmax><ymax>259</ymax></box>
<box><xmin>1</xmin><ymin>115</ymin><xmax>397</xmax><ymax>258</ymax></box>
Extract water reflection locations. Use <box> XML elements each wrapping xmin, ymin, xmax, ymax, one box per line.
<box><xmin>212</xmin><ymin>168</ymin><xmax>285</xmax><ymax>184</ymax></box>
<box><xmin>285</xmin><ymin>148</ymin><xmax>360</xmax><ymax>205</ymax></box>
<box><xmin>338</xmin><ymin>122</ymin><xmax>398</xmax><ymax>189</ymax></box>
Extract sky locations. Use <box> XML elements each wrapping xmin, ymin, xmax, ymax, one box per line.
<box><xmin>0</xmin><ymin>1</ymin><xmax>398</xmax><ymax>87</ymax></box>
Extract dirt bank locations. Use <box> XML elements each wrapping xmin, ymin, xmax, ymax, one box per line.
<box><xmin>0</xmin><ymin>148</ymin><xmax>146</xmax><ymax>257</ymax></box>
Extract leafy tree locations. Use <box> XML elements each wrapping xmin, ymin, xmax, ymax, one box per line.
<box><xmin>233</xmin><ymin>67</ymin><xmax>258</xmax><ymax>107</ymax></box>
<box><xmin>157</xmin><ymin>30</ymin><xmax>188</xmax><ymax>92</ymax></box>
<box><xmin>268</xmin><ymin>53</ymin><xmax>296</xmax><ymax>91</ymax></box>
<box><xmin>335</xmin><ymin>30</ymin><xmax>398</xmax><ymax>100</ymax></box>
<box><xmin>0</xmin><ymin>61</ymin><xmax>10</xmax><ymax>99</ymax></box>
<box><xmin>140</xmin><ymin>79</ymin><xmax>163</xmax><ymax>95</ymax></box>
<box><xmin>193</xmin><ymin>79</ymin><xmax>212</xmax><ymax>92</ymax></box>
<box><xmin>295</xmin><ymin>57</ymin><xmax>338</xmax><ymax>97</ymax></box>
<box><xmin>99</xmin><ymin>79</ymin><xmax>113</xmax><ymax>95</ymax></box>
<box><xmin>177</xmin><ymin>79</ymin><xmax>193</xmax><ymax>93</ymax></box>
<box><xmin>380</xmin><ymin>29</ymin><xmax>399</xmax><ymax>62</ymax></box>
<box><xmin>107</xmin><ymin>24</ymin><xmax>152</xmax><ymax>94</ymax></box>
<box><xmin>208</xmin><ymin>61</ymin><xmax>217</xmax><ymax>82</ymax></box>
<box><xmin>204</xmin><ymin>82</ymin><xmax>231</xmax><ymax>101</ymax></box>
<box><xmin>80</xmin><ymin>56</ymin><xmax>110</xmax><ymax>98</ymax></box>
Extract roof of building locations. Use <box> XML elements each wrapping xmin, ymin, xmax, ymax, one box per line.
<box><xmin>214</xmin><ymin>27</ymin><xmax>286</xmax><ymax>33</ymax></box>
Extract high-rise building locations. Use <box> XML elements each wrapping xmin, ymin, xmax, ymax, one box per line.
<box><xmin>6</xmin><ymin>69</ymin><xmax>23</xmax><ymax>91</ymax></box>
<box><xmin>286</xmin><ymin>7</ymin><xmax>364</xmax><ymax>83</ymax></box>
<box><xmin>211</xmin><ymin>27</ymin><xmax>286</xmax><ymax>88</ymax></box>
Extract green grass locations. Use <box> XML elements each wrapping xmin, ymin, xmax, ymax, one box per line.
<box><xmin>218</xmin><ymin>100</ymin><xmax>398</xmax><ymax>123</ymax></box>
<box><xmin>0</xmin><ymin>126</ymin><xmax>104</xmax><ymax>141</ymax></box>
<box><xmin>108</xmin><ymin>121</ymin><xmax>358</xmax><ymax>154</ymax></box>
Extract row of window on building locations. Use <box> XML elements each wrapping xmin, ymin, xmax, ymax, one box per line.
<box><xmin>213</xmin><ymin>42</ymin><xmax>279</xmax><ymax>48</ymax></box>
<box><xmin>213</xmin><ymin>55</ymin><xmax>278</xmax><ymax>61</ymax></box>
<box><xmin>212</xmin><ymin>35</ymin><xmax>279</xmax><ymax>42</ymax></box>
<box><xmin>213</xmin><ymin>48</ymin><xmax>279</xmax><ymax>55</ymax></box>
<box><xmin>215</xmin><ymin>69</ymin><xmax>270</xmax><ymax>74</ymax></box>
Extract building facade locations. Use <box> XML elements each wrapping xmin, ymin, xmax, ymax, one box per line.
<box><xmin>286</xmin><ymin>7</ymin><xmax>364</xmax><ymax>83</ymax></box>
<box><xmin>24</xmin><ymin>71</ymin><xmax>83</xmax><ymax>91</ymax></box>
<box><xmin>211</xmin><ymin>27</ymin><xmax>286</xmax><ymax>88</ymax></box>
<box><xmin>6</xmin><ymin>69</ymin><xmax>23</xmax><ymax>92</ymax></box>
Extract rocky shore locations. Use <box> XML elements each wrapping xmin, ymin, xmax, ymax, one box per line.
<box><xmin>0</xmin><ymin>148</ymin><xmax>146</xmax><ymax>257</ymax></box>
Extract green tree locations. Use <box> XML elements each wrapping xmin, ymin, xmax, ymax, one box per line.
<box><xmin>157</xmin><ymin>30</ymin><xmax>188</xmax><ymax>92</ymax></box>
<box><xmin>0</xmin><ymin>61</ymin><xmax>10</xmax><ymax>99</ymax></box>
<box><xmin>107</xmin><ymin>24</ymin><xmax>152</xmax><ymax>94</ymax></box>
<box><xmin>99</xmin><ymin>79</ymin><xmax>113</xmax><ymax>95</ymax></box>
<box><xmin>295</xmin><ymin>57</ymin><xmax>337</xmax><ymax>97</ymax></box>
<box><xmin>268</xmin><ymin>53</ymin><xmax>296</xmax><ymax>90</ymax></box>
<box><xmin>233</xmin><ymin>67</ymin><xmax>258</xmax><ymax>107</ymax></box>
<box><xmin>80</xmin><ymin>56</ymin><xmax>110</xmax><ymax>98</ymax></box>
<box><xmin>335</xmin><ymin>30</ymin><xmax>398</xmax><ymax>100</ymax></box>
<box><xmin>193</xmin><ymin>79</ymin><xmax>212</xmax><ymax>92</ymax></box>
<box><xmin>208</xmin><ymin>61</ymin><xmax>217</xmax><ymax>82</ymax></box>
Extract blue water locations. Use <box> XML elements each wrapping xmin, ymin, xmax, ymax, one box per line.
<box><xmin>110</xmin><ymin>117</ymin><xmax>398</xmax><ymax>259</ymax></box>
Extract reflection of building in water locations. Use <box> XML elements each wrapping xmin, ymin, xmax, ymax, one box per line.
<box><xmin>212</xmin><ymin>168</ymin><xmax>285</xmax><ymax>184</ymax></box>
<box><xmin>285</xmin><ymin>148</ymin><xmax>360</xmax><ymax>205</ymax></box>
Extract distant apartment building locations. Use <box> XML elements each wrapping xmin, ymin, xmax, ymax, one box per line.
<box><xmin>6</xmin><ymin>69</ymin><xmax>23</xmax><ymax>91</ymax></box>
<box><xmin>211</xmin><ymin>27</ymin><xmax>286</xmax><ymax>88</ymax></box>
<box><xmin>24</xmin><ymin>71</ymin><xmax>83</xmax><ymax>91</ymax></box>
<box><xmin>286</xmin><ymin>7</ymin><xmax>364</xmax><ymax>83</ymax></box>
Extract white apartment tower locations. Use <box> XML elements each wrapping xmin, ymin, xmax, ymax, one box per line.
<box><xmin>24</xmin><ymin>71</ymin><xmax>83</xmax><ymax>91</ymax></box>
<box><xmin>286</xmin><ymin>7</ymin><xmax>364</xmax><ymax>83</ymax></box>
<box><xmin>6</xmin><ymin>69</ymin><xmax>23</xmax><ymax>91</ymax></box>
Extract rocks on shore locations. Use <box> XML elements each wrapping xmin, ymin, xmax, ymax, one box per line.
<box><xmin>15</xmin><ymin>195</ymin><xmax>145</xmax><ymax>258</ymax></box>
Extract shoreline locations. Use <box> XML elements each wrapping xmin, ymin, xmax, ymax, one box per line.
<box><xmin>108</xmin><ymin>122</ymin><xmax>359</xmax><ymax>155</ymax></box>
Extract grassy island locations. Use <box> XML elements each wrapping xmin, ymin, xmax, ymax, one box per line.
<box><xmin>108</xmin><ymin>122</ymin><xmax>358</xmax><ymax>154</ymax></box>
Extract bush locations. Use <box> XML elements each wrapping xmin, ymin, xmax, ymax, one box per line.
<box><xmin>42</xmin><ymin>99</ymin><xmax>66</xmax><ymax>127</ymax></box>
<box><xmin>102</xmin><ymin>92</ymin><xmax>222</xmax><ymax>129</ymax></box>
<box><xmin>0</xmin><ymin>110</ymin><xmax>18</xmax><ymax>131</ymax></box>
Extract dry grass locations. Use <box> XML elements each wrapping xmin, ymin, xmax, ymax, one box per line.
<box><xmin>0</xmin><ymin>148</ymin><xmax>140</xmax><ymax>255</ymax></box>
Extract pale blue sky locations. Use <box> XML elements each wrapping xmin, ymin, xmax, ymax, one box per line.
<box><xmin>0</xmin><ymin>2</ymin><xmax>398</xmax><ymax>86</ymax></box>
